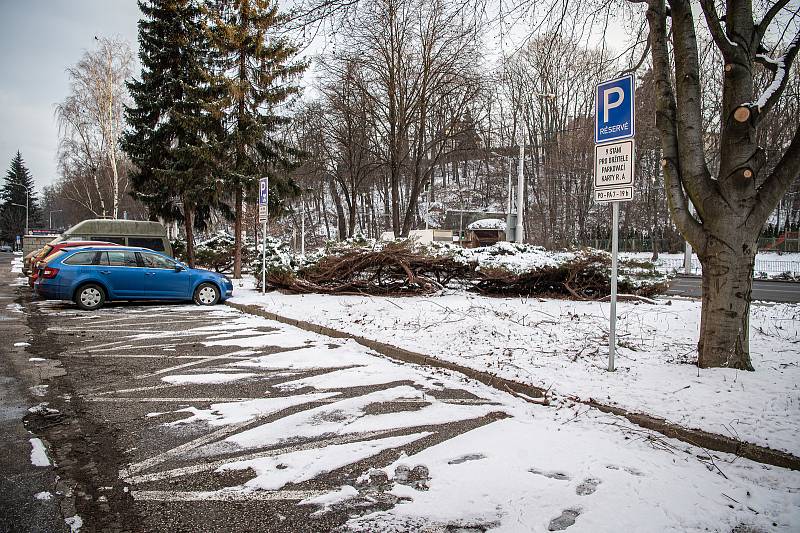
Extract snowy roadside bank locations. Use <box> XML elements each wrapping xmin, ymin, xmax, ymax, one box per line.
<box><xmin>230</xmin><ymin>278</ymin><xmax>800</xmax><ymax>457</ymax></box>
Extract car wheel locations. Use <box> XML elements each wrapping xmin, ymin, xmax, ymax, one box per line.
<box><xmin>194</xmin><ymin>283</ymin><xmax>220</xmax><ymax>306</ymax></box>
<box><xmin>75</xmin><ymin>284</ymin><xmax>105</xmax><ymax>311</ymax></box>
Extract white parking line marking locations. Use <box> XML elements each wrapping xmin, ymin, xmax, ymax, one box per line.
<box><xmin>92</xmin><ymin>384</ymin><xmax>176</xmax><ymax>397</ymax></box>
<box><xmin>85</xmin><ymin>342</ymin><xmax>211</xmax><ymax>352</ymax></box>
<box><xmin>134</xmin><ymin>352</ymin><xmax>254</xmax><ymax>379</ymax></box>
<box><xmin>65</xmin><ymin>354</ymin><xmax>254</xmax><ymax>360</ymax></box>
<box><xmin>123</xmin><ymin>429</ymin><xmax>406</xmax><ymax>484</ymax></box>
<box><xmin>124</xmin><ymin>393</ymin><xmax>341</xmax><ymax>476</ymax></box>
<box><xmin>47</xmin><ymin>328</ymin><xmax>164</xmax><ymax>334</ymax></box>
<box><xmin>79</xmin><ymin>340</ymin><xmax>129</xmax><ymax>351</ymax></box>
<box><xmin>88</xmin><ymin>397</ymin><xmax>274</xmax><ymax>403</ymax></box>
<box><xmin>87</xmin><ymin>396</ymin><xmax>495</xmax><ymax>405</ymax></box>
<box><xmin>132</xmin><ymin>490</ymin><xmax>328</xmax><ymax>502</ymax></box>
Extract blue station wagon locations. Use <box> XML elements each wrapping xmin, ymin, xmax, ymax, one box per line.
<box><xmin>35</xmin><ymin>246</ymin><xmax>233</xmax><ymax>310</ymax></box>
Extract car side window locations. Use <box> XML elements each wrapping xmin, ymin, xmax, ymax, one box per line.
<box><xmin>96</xmin><ymin>252</ymin><xmax>110</xmax><ymax>266</ymax></box>
<box><xmin>63</xmin><ymin>251</ymin><xmax>96</xmax><ymax>265</ymax></box>
<box><xmin>107</xmin><ymin>250</ymin><xmax>139</xmax><ymax>267</ymax></box>
<box><xmin>141</xmin><ymin>252</ymin><xmax>175</xmax><ymax>269</ymax></box>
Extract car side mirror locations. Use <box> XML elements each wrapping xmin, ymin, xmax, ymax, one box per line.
<box><xmin>174</xmin><ymin>264</ymin><xmax>185</xmax><ymax>272</ymax></box>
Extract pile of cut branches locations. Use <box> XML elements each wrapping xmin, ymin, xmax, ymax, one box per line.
<box><xmin>265</xmin><ymin>241</ymin><xmax>472</xmax><ymax>295</ymax></box>
<box><xmin>472</xmin><ymin>251</ymin><xmax>666</xmax><ymax>298</ymax></box>
<box><xmin>254</xmin><ymin>239</ymin><xmax>669</xmax><ymax>299</ymax></box>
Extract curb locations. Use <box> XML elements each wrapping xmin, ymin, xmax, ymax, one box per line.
<box><xmin>226</xmin><ymin>300</ymin><xmax>800</xmax><ymax>471</ymax></box>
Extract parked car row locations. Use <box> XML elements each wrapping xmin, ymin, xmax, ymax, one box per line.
<box><xmin>21</xmin><ymin>219</ymin><xmax>232</xmax><ymax>310</ymax></box>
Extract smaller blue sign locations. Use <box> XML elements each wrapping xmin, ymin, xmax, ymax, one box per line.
<box><xmin>258</xmin><ymin>178</ymin><xmax>269</xmax><ymax>206</ymax></box>
<box><xmin>595</xmin><ymin>75</ymin><xmax>635</xmax><ymax>144</ymax></box>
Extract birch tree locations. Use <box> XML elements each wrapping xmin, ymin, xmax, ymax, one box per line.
<box><xmin>55</xmin><ymin>37</ymin><xmax>133</xmax><ymax>219</ymax></box>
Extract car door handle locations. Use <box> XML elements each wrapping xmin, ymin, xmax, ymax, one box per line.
<box><xmin>100</xmin><ymin>270</ymin><xmax>111</xmax><ymax>275</ymax></box>
<box><xmin>145</xmin><ymin>272</ymin><xmax>155</xmax><ymax>276</ymax></box>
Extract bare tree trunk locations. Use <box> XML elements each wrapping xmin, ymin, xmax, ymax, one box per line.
<box><xmin>105</xmin><ymin>44</ymin><xmax>120</xmax><ymax>219</ymax></box>
<box><xmin>184</xmin><ymin>204</ymin><xmax>195</xmax><ymax>268</ymax></box>
<box><xmin>697</xmin><ymin>236</ymin><xmax>756</xmax><ymax>369</ymax></box>
<box><xmin>330</xmin><ymin>177</ymin><xmax>346</xmax><ymax>239</ymax></box>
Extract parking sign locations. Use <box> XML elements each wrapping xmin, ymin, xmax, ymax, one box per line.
<box><xmin>595</xmin><ymin>75</ymin><xmax>635</xmax><ymax>143</ymax></box>
<box><xmin>258</xmin><ymin>177</ymin><xmax>269</xmax><ymax>205</ymax></box>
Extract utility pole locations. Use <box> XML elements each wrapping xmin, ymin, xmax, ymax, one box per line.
<box><xmin>684</xmin><ymin>200</ymin><xmax>694</xmax><ymax>275</ymax></box>
<box><xmin>300</xmin><ymin>191</ymin><xmax>305</xmax><ymax>256</ymax></box>
<box><xmin>49</xmin><ymin>210</ymin><xmax>63</xmax><ymax>230</ymax></box>
<box><xmin>10</xmin><ymin>182</ymin><xmax>30</xmax><ymax>236</ymax></box>
<box><xmin>515</xmin><ymin>121</ymin><xmax>525</xmax><ymax>243</ymax></box>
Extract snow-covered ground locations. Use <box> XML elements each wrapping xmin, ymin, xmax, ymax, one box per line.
<box><xmin>231</xmin><ymin>279</ymin><xmax>800</xmax><ymax>457</ymax></box>
<box><xmin>68</xmin><ymin>300</ymin><xmax>800</xmax><ymax>532</ymax></box>
<box><xmin>8</xmin><ymin>255</ymin><xmax>800</xmax><ymax>530</ymax></box>
<box><xmin>622</xmin><ymin>251</ymin><xmax>800</xmax><ymax>277</ymax></box>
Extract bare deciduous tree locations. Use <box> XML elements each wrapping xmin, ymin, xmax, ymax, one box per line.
<box><xmin>55</xmin><ymin>37</ymin><xmax>133</xmax><ymax>219</ymax></box>
<box><xmin>639</xmin><ymin>0</ymin><xmax>800</xmax><ymax>369</ymax></box>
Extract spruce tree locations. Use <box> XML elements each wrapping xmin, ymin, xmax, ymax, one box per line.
<box><xmin>207</xmin><ymin>0</ymin><xmax>306</xmax><ymax>277</ymax></box>
<box><xmin>122</xmin><ymin>0</ymin><xmax>229</xmax><ymax>267</ymax></box>
<box><xmin>0</xmin><ymin>152</ymin><xmax>42</xmax><ymax>243</ymax></box>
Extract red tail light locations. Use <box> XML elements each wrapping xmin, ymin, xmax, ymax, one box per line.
<box><xmin>41</xmin><ymin>267</ymin><xmax>60</xmax><ymax>279</ymax></box>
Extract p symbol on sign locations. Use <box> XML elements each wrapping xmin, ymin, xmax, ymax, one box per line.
<box><xmin>595</xmin><ymin>75</ymin><xmax>635</xmax><ymax>144</ymax></box>
<box><xmin>603</xmin><ymin>87</ymin><xmax>624</xmax><ymax>123</ymax></box>
<box><xmin>259</xmin><ymin>177</ymin><xmax>269</xmax><ymax>205</ymax></box>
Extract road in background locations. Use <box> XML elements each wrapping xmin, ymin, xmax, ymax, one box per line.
<box><xmin>667</xmin><ymin>275</ymin><xmax>800</xmax><ymax>303</ymax></box>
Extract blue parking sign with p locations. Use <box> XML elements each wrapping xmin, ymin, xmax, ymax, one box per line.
<box><xmin>595</xmin><ymin>75</ymin><xmax>635</xmax><ymax>144</ymax></box>
<box><xmin>258</xmin><ymin>178</ymin><xmax>269</xmax><ymax>205</ymax></box>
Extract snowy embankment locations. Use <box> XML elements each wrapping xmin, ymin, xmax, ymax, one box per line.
<box><xmin>622</xmin><ymin>251</ymin><xmax>800</xmax><ymax>279</ymax></box>
<box><xmin>231</xmin><ymin>279</ymin><xmax>800</xmax><ymax>457</ymax></box>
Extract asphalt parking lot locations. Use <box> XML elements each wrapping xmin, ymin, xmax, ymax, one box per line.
<box><xmin>2</xmin><ymin>254</ymin><xmax>510</xmax><ymax>532</ymax></box>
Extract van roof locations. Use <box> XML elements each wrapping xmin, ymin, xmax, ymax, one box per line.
<box><xmin>63</xmin><ymin>219</ymin><xmax>167</xmax><ymax>237</ymax></box>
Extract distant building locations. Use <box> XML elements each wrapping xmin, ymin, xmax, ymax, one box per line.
<box><xmin>464</xmin><ymin>218</ymin><xmax>507</xmax><ymax>248</ymax></box>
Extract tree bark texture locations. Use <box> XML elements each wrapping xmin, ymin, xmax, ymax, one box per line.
<box><xmin>183</xmin><ymin>204</ymin><xmax>195</xmax><ymax>268</ymax></box>
<box><xmin>643</xmin><ymin>0</ymin><xmax>800</xmax><ymax>370</ymax></box>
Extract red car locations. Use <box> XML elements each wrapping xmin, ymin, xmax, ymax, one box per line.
<box><xmin>28</xmin><ymin>241</ymin><xmax>120</xmax><ymax>287</ymax></box>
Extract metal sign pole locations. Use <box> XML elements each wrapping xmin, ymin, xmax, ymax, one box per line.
<box><xmin>609</xmin><ymin>201</ymin><xmax>619</xmax><ymax>371</ymax></box>
<box><xmin>261</xmin><ymin>177</ymin><xmax>268</xmax><ymax>295</ymax></box>
<box><xmin>301</xmin><ymin>192</ymin><xmax>305</xmax><ymax>256</ymax></box>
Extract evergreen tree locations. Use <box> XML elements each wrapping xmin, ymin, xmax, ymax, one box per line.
<box><xmin>207</xmin><ymin>0</ymin><xmax>306</xmax><ymax>277</ymax></box>
<box><xmin>122</xmin><ymin>0</ymin><xmax>229</xmax><ymax>267</ymax></box>
<box><xmin>0</xmin><ymin>152</ymin><xmax>43</xmax><ymax>243</ymax></box>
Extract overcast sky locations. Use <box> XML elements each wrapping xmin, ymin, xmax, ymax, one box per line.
<box><xmin>0</xmin><ymin>1</ymin><xmax>141</xmax><ymax>192</ymax></box>
<box><xmin>0</xmin><ymin>1</ymin><xmax>636</xmax><ymax>196</ymax></box>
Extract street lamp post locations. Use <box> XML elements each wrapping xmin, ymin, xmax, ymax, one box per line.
<box><xmin>49</xmin><ymin>210</ymin><xmax>63</xmax><ymax>230</ymax></box>
<box><xmin>511</xmin><ymin>93</ymin><xmax>555</xmax><ymax>244</ymax></box>
<box><xmin>9</xmin><ymin>182</ymin><xmax>30</xmax><ymax>236</ymax></box>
